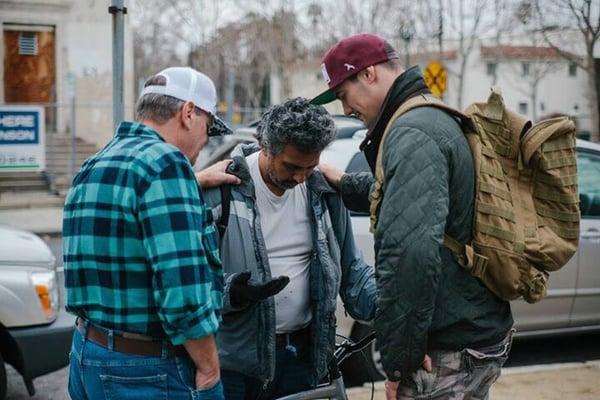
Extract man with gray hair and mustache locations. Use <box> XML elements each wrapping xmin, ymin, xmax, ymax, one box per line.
<box><xmin>201</xmin><ymin>97</ymin><xmax>377</xmax><ymax>399</ymax></box>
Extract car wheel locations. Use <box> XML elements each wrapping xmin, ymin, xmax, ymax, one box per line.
<box><xmin>0</xmin><ymin>352</ymin><xmax>6</xmax><ymax>400</ymax></box>
<box><xmin>340</xmin><ymin>322</ymin><xmax>385</xmax><ymax>386</ymax></box>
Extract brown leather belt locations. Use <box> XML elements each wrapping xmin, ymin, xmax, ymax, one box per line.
<box><xmin>78</xmin><ymin>319</ymin><xmax>187</xmax><ymax>358</ymax></box>
<box><xmin>275</xmin><ymin>326</ymin><xmax>310</xmax><ymax>348</ymax></box>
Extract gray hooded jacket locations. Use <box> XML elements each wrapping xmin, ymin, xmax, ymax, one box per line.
<box><xmin>203</xmin><ymin>143</ymin><xmax>377</xmax><ymax>385</ymax></box>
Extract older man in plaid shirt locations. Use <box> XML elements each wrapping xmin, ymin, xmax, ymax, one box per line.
<box><xmin>63</xmin><ymin>67</ymin><xmax>234</xmax><ymax>399</ymax></box>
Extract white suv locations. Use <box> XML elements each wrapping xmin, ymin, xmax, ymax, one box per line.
<box><xmin>0</xmin><ymin>225</ymin><xmax>75</xmax><ymax>399</ymax></box>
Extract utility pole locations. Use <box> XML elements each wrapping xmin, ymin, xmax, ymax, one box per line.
<box><xmin>67</xmin><ymin>72</ymin><xmax>77</xmax><ymax>181</ymax></box>
<box><xmin>399</xmin><ymin>21</ymin><xmax>415</xmax><ymax>69</ymax></box>
<box><xmin>438</xmin><ymin>0</ymin><xmax>444</xmax><ymax>56</ymax></box>
<box><xmin>225</xmin><ymin>68</ymin><xmax>235</xmax><ymax>126</ymax></box>
<box><xmin>109</xmin><ymin>1</ymin><xmax>126</xmax><ymax>132</ymax></box>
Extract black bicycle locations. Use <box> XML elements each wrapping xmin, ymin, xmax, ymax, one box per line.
<box><xmin>276</xmin><ymin>332</ymin><xmax>377</xmax><ymax>400</ymax></box>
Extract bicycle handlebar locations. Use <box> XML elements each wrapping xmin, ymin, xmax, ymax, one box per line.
<box><xmin>332</xmin><ymin>331</ymin><xmax>376</xmax><ymax>367</ymax></box>
<box><xmin>343</xmin><ymin>332</ymin><xmax>376</xmax><ymax>353</ymax></box>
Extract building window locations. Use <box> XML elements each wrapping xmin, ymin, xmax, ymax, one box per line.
<box><xmin>519</xmin><ymin>102</ymin><xmax>528</xmax><ymax>115</ymax></box>
<box><xmin>486</xmin><ymin>62</ymin><xmax>497</xmax><ymax>77</ymax></box>
<box><xmin>569</xmin><ymin>63</ymin><xmax>577</xmax><ymax>77</ymax></box>
<box><xmin>540</xmin><ymin>102</ymin><xmax>545</xmax><ymax>112</ymax></box>
<box><xmin>522</xmin><ymin>62</ymin><xmax>530</xmax><ymax>77</ymax></box>
<box><xmin>18</xmin><ymin>32</ymin><xmax>38</xmax><ymax>56</ymax></box>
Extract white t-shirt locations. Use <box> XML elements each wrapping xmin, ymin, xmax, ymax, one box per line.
<box><xmin>247</xmin><ymin>151</ymin><xmax>313</xmax><ymax>333</ymax></box>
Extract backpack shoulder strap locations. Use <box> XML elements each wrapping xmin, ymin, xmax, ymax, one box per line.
<box><xmin>217</xmin><ymin>184</ymin><xmax>231</xmax><ymax>239</ymax></box>
<box><xmin>369</xmin><ymin>94</ymin><xmax>464</xmax><ymax>232</ymax></box>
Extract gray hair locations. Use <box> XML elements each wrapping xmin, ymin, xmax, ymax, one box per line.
<box><xmin>135</xmin><ymin>74</ymin><xmax>188</xmax><ymax>124</ymax></box>
<box><xmin>257</xmin><ymin>97</ymin><xmax>336</xmax><ymax>156</ymax></box>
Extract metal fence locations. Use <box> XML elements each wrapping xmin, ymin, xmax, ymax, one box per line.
<box><xmin>1</xmin><ymin>101</ymin><xmax>266</xmax><ymax>192</ymax></box>
<box><xmin>3</xmin><ymin>97</ymin><xmax>596</xmax><ymax>197</ymax></box>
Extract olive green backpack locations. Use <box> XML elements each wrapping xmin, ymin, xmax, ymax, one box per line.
<box><xmin>370</xmin><ymin>88</ymin><xmax>580</xmax><ymax>303</ymax></box>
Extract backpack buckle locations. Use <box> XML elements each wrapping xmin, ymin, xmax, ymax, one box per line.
<box><xmin>462</xmin><ymin>244</ymin><xmax>489</xmax><ymax>278</ymax></box>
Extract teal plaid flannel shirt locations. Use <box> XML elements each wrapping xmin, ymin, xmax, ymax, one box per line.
<box><xmin>63</xmin><ymin>122</ymin><xmax>223</xmax><ymax>345</ymax></box>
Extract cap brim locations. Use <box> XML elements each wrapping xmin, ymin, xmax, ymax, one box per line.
<box><xmin>208</xmin><ymin>116</ymin><xmax>233</xmax><ymax>136</ymax></box>
<box><xmin>310</xmin><ymin>88</ymin><xmax>337</xmax><ymax>105</ymax></box>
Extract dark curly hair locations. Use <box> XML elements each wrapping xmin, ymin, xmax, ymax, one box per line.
<box><xmin>256</xmin><ymin>97</ymin><xmax>336</xmax><ymax>155</ymax></box>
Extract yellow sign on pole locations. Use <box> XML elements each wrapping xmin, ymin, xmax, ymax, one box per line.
<box><xmin>423</xmin><ymin>61</ymin><xmax>447</xmax><ymax>97</ymax></box>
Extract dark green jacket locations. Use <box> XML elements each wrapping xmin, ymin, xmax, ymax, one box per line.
<box><xmin>340</xmin><ymin>66</ymin><xmax>513</xmax><ymax>379</ymax></box>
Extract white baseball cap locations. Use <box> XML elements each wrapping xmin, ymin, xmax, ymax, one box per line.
<box><xmin>140</xmin><ymin>67</ymin><xmax>232</xmax><ymax>136</ymax></box>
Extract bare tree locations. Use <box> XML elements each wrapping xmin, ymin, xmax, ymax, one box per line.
<box><xmin>299</xmin><ymin>0</ymin><xmax>413</xmax><ymax>50</ymax></box>
<box><xmin>445</xmin><ymin>0</ymin><xmax>494</xmax><ymax>108</ymax></box>
<box><xmin>533</xmin><ymin>0</ymin><xmax>600</xmax><ymax>142</ymax></box>
<box><xmin>489</xmin><ymin>0</ymin><xmax>522</xmax><ymax>86</ymax></box>
<box><xmin>130</xmin><ymin>0</ymin><xmax>229</xmax><ymax>90</ymax></box>
<box><xmin>189</xmin><ymin>9</ymin><xmax>301</xmax><ymax>118</ymax></box>
<box><xmin>502</xmin><ymin>54</ymin><xmax>562</xmax><ymax>121</ymax></box>
<box><xmin>131</xmin><ymin>0</ymin><xmax>186</xmax><ymax>91</ymax></box>
<box><xmin>132</xmin><ymin>0</ymin><xmax>299</xmax><ymax>121</ymax></box>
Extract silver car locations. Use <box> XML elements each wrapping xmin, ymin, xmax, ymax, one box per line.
<box><xmin>0</xmin><ymin>226</ymin><xmax>75</xmax><ymax>399</ymax></box>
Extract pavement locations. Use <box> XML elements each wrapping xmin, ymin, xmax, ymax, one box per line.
<box><xmin>346</xmin><ymin>360</ymin><xmax>600</xmax><ymax>399</ymax></box>
<box><xmin>6</xmin><ymin>361</ymin><xmax>600</xmax><ymax>400</ymax></box>
<box><xmin>0</xmin><ymin>205</ymin><xmax>62</xmax><ymax>234</ymax></box>
<box><xmin>0</xmin><ymin>190</ymin><xmax>64</xmax><ymax>211</ymax></box>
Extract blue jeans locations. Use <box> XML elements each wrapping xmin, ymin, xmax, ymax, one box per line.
<box><xmin>221</xmin><ymin>339</ymin><xmax>313</xmax><ymax>400</ymax></box>
<box><xmin>68</xmin><ymin>323</ymin><xmax>223</xmax><ymax>400</ymax></box>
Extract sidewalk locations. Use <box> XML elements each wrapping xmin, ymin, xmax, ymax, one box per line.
<box><xmin>347</xmin><ymin>360</ymin><xmax>600</xmax><ymax>399</ymax></box>
<box><xmin>0</xmin><ymin>206</ymin><xmax>63</xmax><ymax>234</ymax></box>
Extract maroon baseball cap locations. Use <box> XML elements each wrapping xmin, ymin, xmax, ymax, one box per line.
<box><xmin>311</xmin><ymin>33</ymin><xmax>398</xmax><ymax>105</ymax></box>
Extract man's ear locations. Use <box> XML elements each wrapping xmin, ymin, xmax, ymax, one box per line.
<box><xmin>360</xmin><ymin>66</ymin><xmax>377</xmax><ymax>85</ymax></box>
<box><xmin>180</xmin><ymin>101</ymin><xmax>195</xmax><ymax>130</ymax></box>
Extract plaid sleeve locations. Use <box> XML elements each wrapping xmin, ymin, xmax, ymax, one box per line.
<box><xmin>138</xmin><ymin>158</ymin><xmax>223</xmax><ymax>345</ymax></box>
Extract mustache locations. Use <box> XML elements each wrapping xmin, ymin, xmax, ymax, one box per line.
<box><xmin>267</xmin><ymin>166</ymin><xmax>297</xmax><ymax>190</ymax></box>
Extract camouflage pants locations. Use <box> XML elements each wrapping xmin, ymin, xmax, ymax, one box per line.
<box><xmin>397</xmin><ymin>330</ymin><xmax>514</xmax><ymax>400</ymax></box>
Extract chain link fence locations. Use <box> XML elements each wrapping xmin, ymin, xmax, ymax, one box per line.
<box><xmin>1</xmin><ymin>101</ymin><xmax>266</xmax><ymax>194</ymax></box>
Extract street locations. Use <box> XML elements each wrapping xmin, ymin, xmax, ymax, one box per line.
<box><xmin>5</xmin><ymin>332</ymin><xmax>600</xmax><ymax>399</ymax></box>
<box><xmin>3</xmin><ymin>237</ymin><xmax>600</xmax><ymax>399</ymax></box>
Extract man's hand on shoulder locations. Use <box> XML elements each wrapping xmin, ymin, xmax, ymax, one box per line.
<box><xmin>318</xmin><ymin>162</ymin><xmax>345</xmax><ymax>191</ymax></box>
<box><xmin>196</xmin><ymin>160</ymin><xmax>241</xmax><ymax>189</ymax></box>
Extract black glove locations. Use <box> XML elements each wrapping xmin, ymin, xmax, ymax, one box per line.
<box><xmin>229</xmin><ymin>272</ymin><xmax>290</xmax><ymax>308</ymax></box>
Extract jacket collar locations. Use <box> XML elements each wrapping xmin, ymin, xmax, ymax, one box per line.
<box><xmin>226</xmin><ymin>143</ymin><xmax>336</xmax><ymax>198</ymax></box>
<box><xmin>226</xmin><ymin>143</ymin><xmax>257</xmax><ymax>198</ymax></box>
<box><xmin>308</xmin><ymin>168</ymin><xmax>337</xmax><ymax>196</ymax></box>
<box><xmin>359</xmin><ymin>66</ymin><xmax>431</xmax><ymax>170</ymax></box>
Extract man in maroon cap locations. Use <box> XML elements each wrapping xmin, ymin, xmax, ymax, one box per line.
<box><xmin>313</xmin><ymin>33</ymin><xmax>513</xmax><ymax>399</ymax></box>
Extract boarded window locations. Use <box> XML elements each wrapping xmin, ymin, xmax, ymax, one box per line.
<box><xmin>18</xmin><ymin>32</ymin><xmax>38</xmax><ymax>56</ymax></box>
